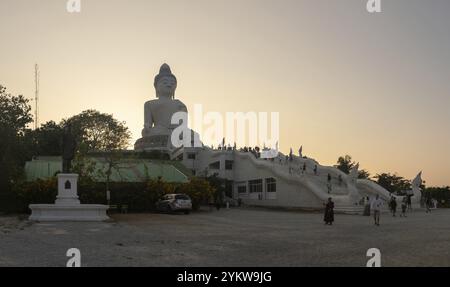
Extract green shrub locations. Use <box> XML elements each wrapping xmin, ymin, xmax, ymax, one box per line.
<box><xmin>1</xmin><ymin>176</ymin><xmax>216</xmax><ymax>214</ymax></box>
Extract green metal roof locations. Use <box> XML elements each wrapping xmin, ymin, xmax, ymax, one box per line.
<box><xmin>24</xmin><ymin>157</ymin><xmax>189</xmax><ymax>183</ymax></box>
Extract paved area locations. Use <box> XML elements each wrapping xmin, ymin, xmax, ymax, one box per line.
<box><xmin>0</xmin><ymin>207</ymin><xmax>449</xmax><ymax>267</ymax></box>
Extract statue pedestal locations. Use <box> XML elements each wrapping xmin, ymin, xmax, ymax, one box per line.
<box><xmin>55</xmin><ymin>174</ymin><xmax>80</xmax><ymax>205</ymax></box>
<box><xmin>134</xmin><ymin>135</ymin><xmax>171</xmax><ymax>151</ymax></box>
<box><xmin>29</xmin><ymin>173</ymin><xmax>109</xmax><ymax>222</ymax></box>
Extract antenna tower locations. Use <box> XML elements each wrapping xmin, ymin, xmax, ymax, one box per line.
<box><xmin>34</xmin><ymin>64</ymin><xmax>39</xmax><ymax>130</ymax></box>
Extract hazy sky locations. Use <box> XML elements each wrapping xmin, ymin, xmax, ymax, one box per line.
<box><xmin>1</xmin><ymin>0</ymin><xmax>449</xmax><ymax>186</ymax></box>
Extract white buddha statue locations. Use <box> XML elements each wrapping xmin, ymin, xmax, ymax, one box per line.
<box><xmin>135</xmin><ymin>64</ymin><xmax>188</xmax><ymax>151</ymax></box>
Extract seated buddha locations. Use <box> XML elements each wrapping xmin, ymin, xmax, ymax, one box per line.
<box><xmin>135</xmin><ymin>64</ymin><xmax>188</xmax><ymax>151</ymax></box>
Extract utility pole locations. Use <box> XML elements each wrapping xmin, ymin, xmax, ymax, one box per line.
<box><xmin>34</xmin><ymin>64</ymin><xmax>39</xmax><ymax>130</ymax></box>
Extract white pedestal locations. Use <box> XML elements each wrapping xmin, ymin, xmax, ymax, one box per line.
<box><xmin>29</xmin><ymin>173</ymin><xmax>109</xmax><ymax>222</ymax></box>
<box><xmin>55</xmin><ymin>174</ymin><xmax>80</xmax><ymax>205</ymax></box>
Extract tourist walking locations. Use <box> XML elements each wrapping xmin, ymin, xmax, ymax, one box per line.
<box><xmin>302</xmin><ymin>163</ymin><xmax>306</xmax><ymax>174</ymax></box>
<box><xmin>400</xmin><ymin>196</ymin><xmax>407</xmax><ymax>217</ymax></box>
<box><xmin>425</xmin><ymin>191</ymin><xmax>433</xmax><ymax>213</ymax></box>
<box><xmin>407</xmin><ymin>194</ymin><xmax>412</xmax><ymax>211</ymax></box>
<box><xmin>324</xmin><ymin>197</ymin><xmax>334</xmax><ymax>225</ymax></box>
<box><xmin>208</xmin><ymin>195</ymin><xmax>215</xmax><ymax>212</ymax></box>
<box><xmin>215</xmin><ymin>196</ymin><xmax>222</xmax><ymax>211</ymax></box>
<box><xmin>389</xmin><ymin>196</ymin><xmax>397</xmax><ymax>217</ymax></box>
<box><xmin>363</xmin><ymin>196</ymin><xmax>371</xmax><ymax>216</ymax></box>
<box><xmin>371</xmin><ymin>195</ymin><xmax>383</xmax><ymax>226</ymax></box>
<box><xmin>313</xmin><ymin>165</ymin><xmax>318</xmax><ymax>175</ymax></box>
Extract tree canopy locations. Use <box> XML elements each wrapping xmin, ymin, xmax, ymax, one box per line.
<box><xmin>336</xmin><ymin>155</ymin><xmax>370</xmax><ymax>179</ymax></box>
<box><xmin>64</xmin><ymin>109</ymin><xmax>131</xmax><ymax>153</ymax></box>
<box><xmin>373</xmin><ymin>173</ymin><xmax>411</xmax><ymax>195</ymax></box>
<box><xmin>0</xmin><ymin>85</ymin><xmax>33</xmax><ymax>195</ymax></box>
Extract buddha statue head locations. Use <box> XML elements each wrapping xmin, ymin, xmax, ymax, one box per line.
<box><xmin>154</xmin><ymin>63</ymin><xmax>177</xmax><ymax>99</ymax></box>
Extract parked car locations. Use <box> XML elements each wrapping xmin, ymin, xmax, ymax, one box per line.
<box><xmin>156</xmin><ymin>194</ymin><xmax>192</xmax><ymax>214</ymax></box>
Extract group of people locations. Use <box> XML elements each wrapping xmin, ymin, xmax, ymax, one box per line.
<box><xmin>324</xmin><ymin>192</ymin><xmax>434</xmax><ymax>226</ymax></box>
<box><xmin>362</xmin><ymin>195</ymin><xmax>384</xmax><ymax>225</ymax></box>
<box><xmin>387</xmin><ymin>195</ymin><xmax>411</xmax><ymax>218</ymax></box>
<box><xmin>324</xmin><ymin>195</ymin><xmax>385</xmax><ymax>226</ymax></box>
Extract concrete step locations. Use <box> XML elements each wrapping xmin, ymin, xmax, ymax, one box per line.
<box><xmin>334</xmin><ymin>205</ymin><xmax>364</xmax><ymax>215</ymax></box>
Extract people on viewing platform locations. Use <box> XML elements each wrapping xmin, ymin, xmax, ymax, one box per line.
<box><xmin>313</xmin><ymin>165</ymin><xmax>318</xmax><ymax>175</ymax></box>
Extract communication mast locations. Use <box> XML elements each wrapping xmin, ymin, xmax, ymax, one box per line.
<box><xmin>34</xmin><ymin>64</ymin><xmax>39</xmax><ymax>130</ymax></box>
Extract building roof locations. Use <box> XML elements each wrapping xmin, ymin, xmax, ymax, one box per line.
<box><xmin>24</xmin><ymin>157</ymin><xmax>189</xmax><ymax>183</ymax></box>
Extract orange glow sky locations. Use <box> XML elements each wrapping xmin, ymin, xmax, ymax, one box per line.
<box><xmin>1</xmin><ymin>0</ymin><xmax>449</xmax><ymax>186</ymax></box>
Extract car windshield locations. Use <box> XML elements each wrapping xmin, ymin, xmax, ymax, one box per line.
<box><xmin>175</xmin><ymin>194</ymin><xmax>190</xmax><ymax>200</ymax></box>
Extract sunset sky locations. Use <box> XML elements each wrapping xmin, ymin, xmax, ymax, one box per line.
<box><xmin>0</xmin><ymin>0</ymin><xmax>449</xmax><ymax>186</ymax></box>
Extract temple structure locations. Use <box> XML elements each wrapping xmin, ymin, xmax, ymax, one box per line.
<box><xmin>135</xmin><ymin>64</ymin><xmax>422</xmax><ymax>213</ymax></box>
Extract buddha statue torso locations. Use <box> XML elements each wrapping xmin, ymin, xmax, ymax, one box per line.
<box><xmin>142</xmin><ymin>97</ymin><xmax>187</xmax><ymax>137</ymax></box>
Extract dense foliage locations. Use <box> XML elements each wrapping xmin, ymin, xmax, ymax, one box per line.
<box><xmin>3</xmin><ymin>177</ymin><xmax>214</xmax><ymax>214</ymax></box>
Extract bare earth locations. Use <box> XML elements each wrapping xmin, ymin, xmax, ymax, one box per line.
<box><xmin>0</xmin><ymin>207</ymin><xmax>449</xmax><ymax>267</ymax></box>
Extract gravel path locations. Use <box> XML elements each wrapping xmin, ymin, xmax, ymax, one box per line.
<box><xmin>0</xmin><ymin>207</ymin><xmax>449</xmax><ymax>266</ymax></box>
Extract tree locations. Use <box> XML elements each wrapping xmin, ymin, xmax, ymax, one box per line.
<box><xmin>0</xmin><ymin>85</ymin><xmax>33</xmax><ymax>199</ymax></box>
<box><xmin>206</xmin><ymin>174</ymin><xmax>226</xmax><ymax>203</ymax></box>
<box><xmin>336</xmin><ymin>155</ymin><xmax>355</xmax><ymax>174</ymax></box>
<box><xmin>64</xmin><ymin>110</ymin><xmax>131</xmax><ymax>194</ymax></box>
<box><xmin>373</xmin><ymin>173</ymin><xmax>411</xmax><ymax>195</ymax></box>
<box><xmin>0</xmin><ymin>86</ymin><xmax>32</xmax><ymax>136</ymax></box>
<box><xmin>178</xmin><ymin>177</ymin><xmax>215</xmax><ymax>210</ymax></box>
<box><xmin>29</xmin><ymin>121</ymin><xmax>64</xmax><ymax>156</ymax></box>
<box><xmin>64</xmin><ymin>110</ymin><xmax>130</xmax><ymax>152</ymax></box>
<box><xmin>358</xmin><ymin>169</ymin><xmax>371</xmax><ymax>179</ymax></box>
<box><xmin>425</xmin><ymin>186</ymin><xmax>450</xmax><ymax>208</ymax></box>
<box><xmin>336</xmin><ymin>154</ymin><xmax>370</xmax><ymax>179</ymax></box>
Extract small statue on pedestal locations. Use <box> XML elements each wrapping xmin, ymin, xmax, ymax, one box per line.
<box><xmin>62</xmin><ymin>123</ymin><xmax>77</xmax><ymax>173</ymax></box>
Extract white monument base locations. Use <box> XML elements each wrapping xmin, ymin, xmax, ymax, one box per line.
<box><xmin>29</xmin><ymin>204</ymin><xmax>109</xmax><ymax>221</ymax></box>
<box><xmin>29</xmin><ymin>174</ymin><xmax>109</xmax><ymax>222</ymax></box>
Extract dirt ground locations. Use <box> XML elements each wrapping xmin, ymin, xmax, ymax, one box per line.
<box><xmin>0</xmin><ymin>207</ymin><xmax>449</xmax><ymax>266</ymax></box>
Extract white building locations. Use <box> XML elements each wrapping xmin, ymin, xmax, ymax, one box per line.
<box><xmin>135</xmin><ymin>64</ymin><xmax>422</xmax><ymax>213</ymax></box>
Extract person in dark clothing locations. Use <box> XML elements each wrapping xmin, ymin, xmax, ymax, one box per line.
<box><xmin>407</xmin><ymin>194</ymin><xmax>412</xmax><ymax>211</ymax></box>
<box><xmin>324</xmin><ymin>197</ymin><xmax>334</xmax><ymax>225</ymax></box>
<box><xmin>363</xmin><ymin>196</ymin><xmax>371</xmax><ymax>216</ymax></box>
<box><xmin>400</xmin><ymin>196</ymin><xmax>407</xmax><ymax>217</ymax></box>
<box><xmin>389</xmin><ymin>196</ymin><xmax>397</xmax><ymax>217</ymax></box>
<box><xmin>425</xmin><ymin>191</ymin><xmax>433</xmax><ymax>213</ymax></box>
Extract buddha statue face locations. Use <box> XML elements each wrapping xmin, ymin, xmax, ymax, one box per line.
<box><xmin>154</xmin><ymin>63</ymin><xmax>178</xmax><ymax>99</ymax></box>
<box><xmin>156</xmin><ymin>76</ymin><xmax>177</xmax><ymax>99</ymax></box>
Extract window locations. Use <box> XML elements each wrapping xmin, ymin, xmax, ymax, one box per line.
<box><xmin>209</xmin><ymin>161</ymin><xmax>220</xmax><ymax>170</ymax></box>
<box><xmin>175</xmin><ymin>194</ymin><xmax>190</xmax><ymax>200</ymax></box>
<box><xmin>225</xmin><ymin>160</ymin><xmax>233</xmax><ymax>170</ymax></box>
<box><xmin>187</xmin><ymin>153</ymin><xmax>196</xmax><ymax>160</ymax></box>
<box><xmin>266</xmin><ymin>178</ymin><xmax>277</xmax><ymax>193</ymax></box>
<box><xmin>249</xmin><ymin>179</ymin><xmax>263</xmax><ymax>193</ymax></box>
<box><xmin>238</xmin><ymin>186</ymin><xmax>247</xmax><ymax>194</ymax></box>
